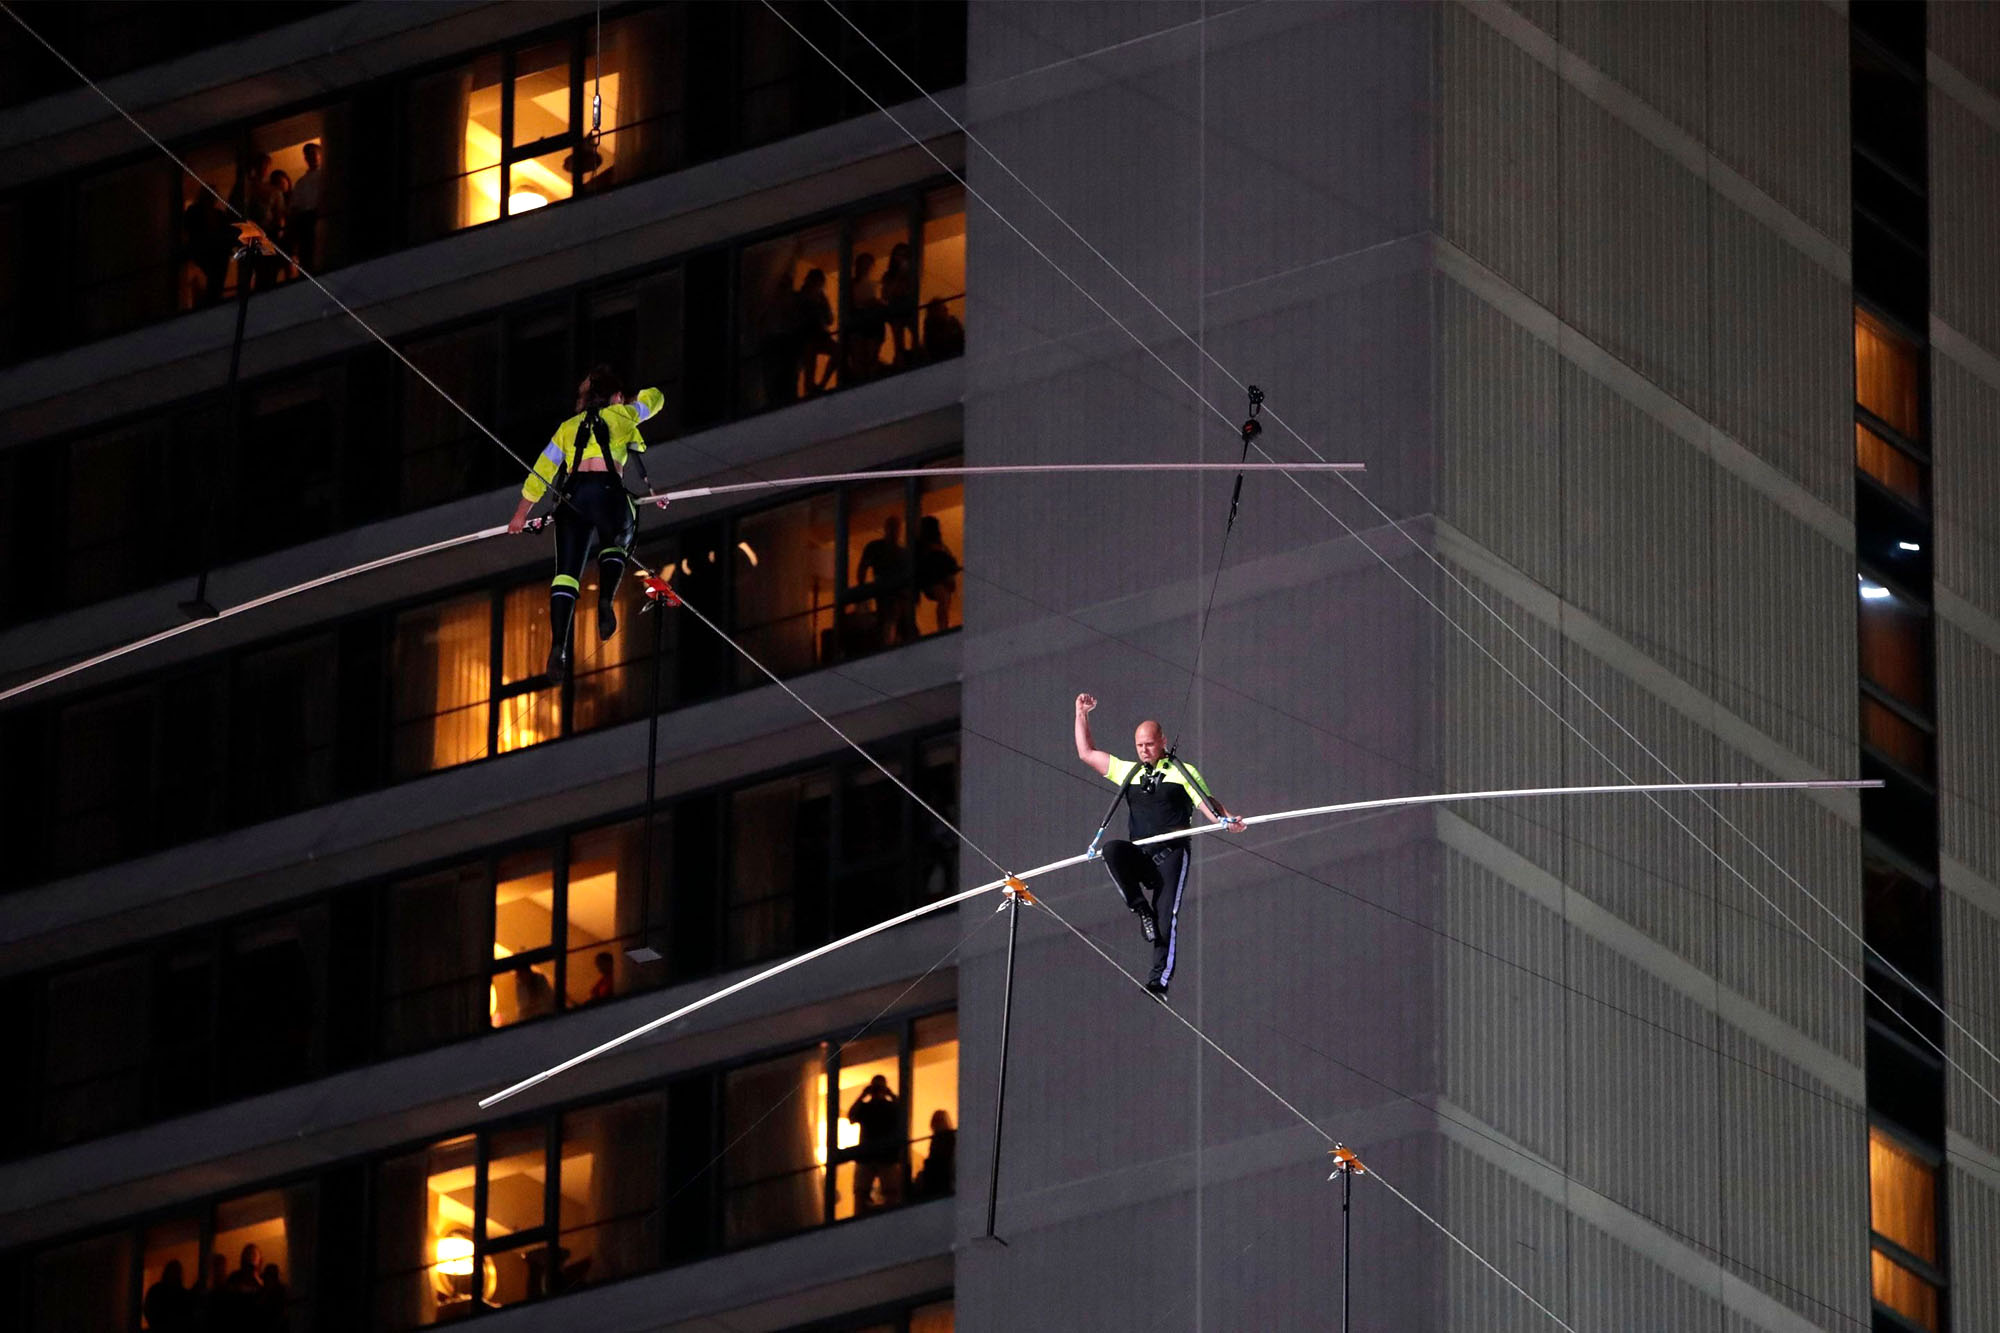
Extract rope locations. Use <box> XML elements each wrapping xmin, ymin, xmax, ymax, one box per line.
<box><xmin>792</xmin><ymin>0</ymin><xmax>2000</xmax><ymax>1104</ymax></box>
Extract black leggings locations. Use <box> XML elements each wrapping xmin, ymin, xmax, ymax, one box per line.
<box><xmin>549</xmin><ymin>473</ymin><xmax>636</xmax><ymax>644</ymax></box>
<box><xmin>1101</xmin><ymin>839</ymin><xmax>1192</xmax><ymax>987</ymax></box>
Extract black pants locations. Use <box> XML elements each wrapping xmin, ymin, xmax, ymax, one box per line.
<box><xmin>1101</xmin><ymin>839</ymin><xmax>1191</xmax><ymax>987</ymax></box>
<box><xmin>549</xmin><ymin>473</ymin><xmax>636</xmax><ymax>648</ymax></box>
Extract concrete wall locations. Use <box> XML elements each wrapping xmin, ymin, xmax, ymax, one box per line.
<box><xmin>957</xmin><ymin>3</ymin><xmax>1442</xmax><ymax>1328</ymax></box>
<box><xmin>1930</xmin><ymin>8</ymin><xmax>2000</xmax><ymax>1333</ymax></box>
<box><xmin>951</xmin><ymin>2</ymin><xmax>1924</xmax><ymax>1328</ymax></box>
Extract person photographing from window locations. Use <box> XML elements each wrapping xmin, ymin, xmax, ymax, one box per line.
<box><xmin>508</xmin><ymin>365</ymin><xmax>670</xmax><ymax>679</ymax></box>
<box><xmin>1073</xmin><ymin>693</ymin><xmax>1244</xmax><ymax>998</ymax></box>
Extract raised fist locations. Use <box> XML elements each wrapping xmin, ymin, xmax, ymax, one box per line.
<box><xmin>1075</xmin><ymin>693</ymin><xmax>1097</xmax><ymax>713</ymax></box>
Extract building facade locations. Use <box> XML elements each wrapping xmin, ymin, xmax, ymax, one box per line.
<box><xmin>1</xmin><ymin>3</ymin><xmax>1997</xmax><ymax>1332</ymax></box>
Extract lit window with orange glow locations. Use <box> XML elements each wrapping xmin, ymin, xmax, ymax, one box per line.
<box><xmin>1855</xmin><ymin>307</ymin><xmax>1922</xmax><ymax>439</ymax></box>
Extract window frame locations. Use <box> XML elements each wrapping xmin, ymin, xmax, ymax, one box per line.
<box><xmin>1867</xmin><ymin>1119</ymin><xmax>1948</xmax><ymax>1331</ymax></box>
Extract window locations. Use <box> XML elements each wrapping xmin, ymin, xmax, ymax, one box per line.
<box><xmin>398</xmin><ymin>322</ymin><xmax>499</xmax><ymax>512</ymax></box>
<box><xmin>491</xmin><ymin>850</ymin><xmax>560</xmax><ymax>1027</ymax></box>
<box><xmin>406</xmin><ymin>16</ymin><xmax>688</xmax><ymax>244</ymax></box>
<box><xmin>74</xmin><ymin>159</ymin><xmax>176</xmax><ymax>339</ymax></box>
<box><xmin>558</xmin><ymin>1093</ymin><xmax>666</xmax><ymax>1289</ymax></box>
<box><xmin>373</xmin><ymin>1134</ymin><xmax>478</xmax><ymax>1327</ymax></box>
<box><xmin>579</xmin><ymin>8</ymin><xmax>690</xmax><ymax>195</ymax></box>
<box><xmin>722</xmin><ymin>1011</ymin><xmax>959</xmax><ymax>1247</ymax></box>
<box><xmin>232</xmin><ymin>636</ymin><xmax>339</xmax><ymax>823</ymax></box>
<box><xmin>381</xmin><ymin>861</ymin><xmax>489</xmax><ymax>1055</ymax></box>
<box><xmin>1870</xmin><ymin>1127</ymin><xmax>1939</xmax><ymax>1264</ymax></box>
<box><xmin>1860</xmin><ymin>695</ymin><xmax>1932</xmax><ymax>778</ymax></box>
<box><xmin>375</xmin><ymin>1097</ymin><xmax>664</xmax><ymax>1327</ymax></box>
<box><xmin>40</xmin><ymin>957</ymin><xmax>150</xmax><ymax>1147</ymax></box>
<box><xmin>725</xmin><ymin>1045</ymin><xmax>831</xmax><ymax>1246</ymax></box>
<box><xmin>918</xmin><ymin>187</ymin><xmax>967</xmax><ymax>365</ymax></box>
<box><xmin>52</xmin><ymin>688</ymin><xmax>157</xmax><ymax>874</ymax></box>
<box><xmin>1855</xmin><ymin>424</ymin><xmax>1926</xmax><ymax>508</ymax></box>
<box><xmin>179</xmin><ymin>105</ymin><xmax>350</xmax><ymax>310</ymax></box>
<box><xmin>87</xmin><ymin>1184</ymin><xmax>320</xmax><ymax>1332</ymax></box>
<box><xmin>908</xmin><ymin>1013</ymin><xmax>958</xmax><ymax>1201</ymax></box>
<box><xmin>1863</xmin><ymin>859</ymin><xmax>1940</xmax><ymax>993</ymax></box>
<box><xmin>391</xmin><ymin>593</ymin><xmax>494</xmax><ymax>777</ymax></box>
<box><xmin>736</xmin><ymin>188</ymin><xmax>966</xmax><ymax>413</ymax></box>
<box><xmin>32</xmin><ymin>1233</ymin><xmax>132</xmax><ymax>1332</ymax></box>
<box><xmin>65</xmin><ymin>420</ymin><xmax>168</xmax><ymax>607</ymax></box>
<box><xmin>240</xmin><ymin>368</ymin><xmax>346</xmax><ymax>558</ymax></box>
<box><xmin>1856</xmin><ymin>579</ymin><xmax>1930</xmax><ymax>712</ymax></box>
<box><xmin>732</xmin><ymin>458</ymin><xmax>965</xmax><ymax>683</ymax></box>
<box><xmin>1854</xmin><ymin>308</ymin><xmax>1922</xmax><ymax>440</ymax></box>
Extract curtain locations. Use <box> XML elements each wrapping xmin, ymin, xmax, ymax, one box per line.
<box><xmin>723</xmin><ymin>1051</ymin><xmax>824</xmax><ymax>1245</ymax></box>
<box><xmin>407</xmin><ymin>66</ymin><xmax>472</xmax><ymax>243</ymax></box>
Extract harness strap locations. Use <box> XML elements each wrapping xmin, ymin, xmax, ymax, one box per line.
<box><xmin>1088</xmin><ymin>759</ymin><xmax>1145</xmax><ymax>857</ymax></box>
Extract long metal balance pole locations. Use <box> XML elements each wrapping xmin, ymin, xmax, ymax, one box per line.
<box><xmin>477</xmin><ymin>778</ymin><xmax>1879</xmax><ymax>1110</ymax></box>
<box><xmin>982</xmin><ymin>892</ymin><xmax>1025</xmax><ymax>1241</ymax></box>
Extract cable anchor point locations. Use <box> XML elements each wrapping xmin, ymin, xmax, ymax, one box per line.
<box><xmin>1327</xmin><ymin>1143</ymin><xmax>1366</xmax><ymax>1180</ymax></box>
<box><xmin>1001</xmin><ymin>876</ymin><xmax>1037</xmax><ymax>907</ymax></box>
<box><xmin>1241</xmin><ymin>384</ymin><xmax>1264</xmax><ymax>445</ymax></box>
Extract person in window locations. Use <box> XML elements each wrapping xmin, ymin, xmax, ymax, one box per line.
<box><xmin>921</xmin><ymin>296</ymin><xmax>963</xmax><ymax>362</ymax></box>
<box><xmin>846</xmin><ymin>1075</ymin><xmax>904</xmax><ymax>1213</ymax></box>
<box><xmin>913</xmin><ymin>1109</ymin><xmax>956</xmax><ymax>1199</ymax></box>
<box><xmin>144</xmin><ymin>1259</ymin><xmax>196</xmax><ymax>1332</ymax></box>
<box><xmin>881</xmin><ymin>243</ymin><xmax>918</xmax><ymax>366</ymax></box>
<box><xmin>253</xmin><ymin>1264</ymin><xmax>287</xmax><ymax>1333</ymax></box>
<box><xmin>289</xmin><ymin>142</ymin><xmax>324</xmax><ymax>271</ymax></box>
<box><xmin>793</xmin><ymin>268</ymin><xmax>837</xmax><ymax>395</ymax></box>
<box><xmin>215</xmin><ymin>1243</ymin><xmax>263</xmax><ymax>1333</ymax></box>
<box><xmin>1073</xmin><ymin>695</ymin><xmax>1244</xmax><ymax>998</ymax></box>
<box><xmin>913</xmin><ymin>515</ymin><xmax>960</xmax><ymax>634</ymax></box>
<box><xmin>515</xmin><ymin>963</ymin><xmax>556</xmax><ymax>1020</ymax></box>
<box><xmin>845</xmin><ymin>252</ymin><xmax>887</xmax><ymax>383</ymax></box>
<box><xmin>507</xmin><ymin>364</ymin><xmax>669</xmax><ymax>679</ymax></box>
<box><xmin>182</xmin><ymin>192</ymin><xmax>233</xmax><ymax>308</ymax></box>
<box><xmin>855</xmin><ymin>515</ymin><xmax>911</xmax><ymax>648</ymax></box>
<box><xmin>588</xmin><ymin>950</ymin><xmax>616</xmax><ymax>1003</ymax></box>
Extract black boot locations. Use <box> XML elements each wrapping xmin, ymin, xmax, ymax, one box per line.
<box><xmin>548</xmin><ymin>589</ymin><xmax>577</xmax><ymax>679</ymax></box>
<box><xmin>597</xmin><ymin>554</ymin><xmax>626</xmax><ymax>641</ymax></box>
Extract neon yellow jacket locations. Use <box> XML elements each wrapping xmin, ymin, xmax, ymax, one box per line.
<box><xmin>520</xmin><ymin>387</ymin><xmax>666</xmax><ymax>502</ymax></box>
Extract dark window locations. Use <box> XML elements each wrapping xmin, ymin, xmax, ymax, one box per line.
<box><xmin>31</xmin><ymin>1232</ymin><xmax>132</xmax><ymax>1331</ymax></box>
<box><xmin>52</xmin><ymin>688</ymin><xmax>157</xmax><ymax>874</ymax></box>
<box><xmin>380</xmin><ymin>861</ymin><xmax>489</xmax><ymax>1056</ymax></box>
<box><xmin>398</xmin><ymin>323</ymin><xmax>500</xmax><ymax>512</ymax></box>
<box><xmin>73</xmin><ymin>159</ymin><xmax>177</xmax><ymax>339</ymax></box>
<box><xmin>1866</xmin><ymin>1023</ymin><xmax>1945</xmax><ymax>1145</ymax></box>
<box><xmin>64</xmin><ymin>420</ymin><xmax>169</xmax><ymax>607</ymax></box>
<box><xmin>40</xmin><ymin>957</ymin><xmax>150</xmax><ymax>1147</ymax></box>
<box><xmin>232</xmin><ymin>635</ymin><xmax>340</xmax><ymax>822</ymax></box>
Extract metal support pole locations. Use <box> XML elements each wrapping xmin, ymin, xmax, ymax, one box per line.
<box><xmin>982</xmin><ymin>894</ymin><xmax>1023</xmax><ymax>1241</ymax></box>
<box><xmin>182</xmin><ymin>238</ymin><xmax>259</xmax><ymax>620</ymax></box>
<box><xmin>627</xmin><ymin>600</ymin><xmax>669</xmax><ymax>966</ymax></box>
<box><xmin>1341</xmin><ymin>1161</ymin><xmax>1352</xmax><ymax>1333</ymax></box>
